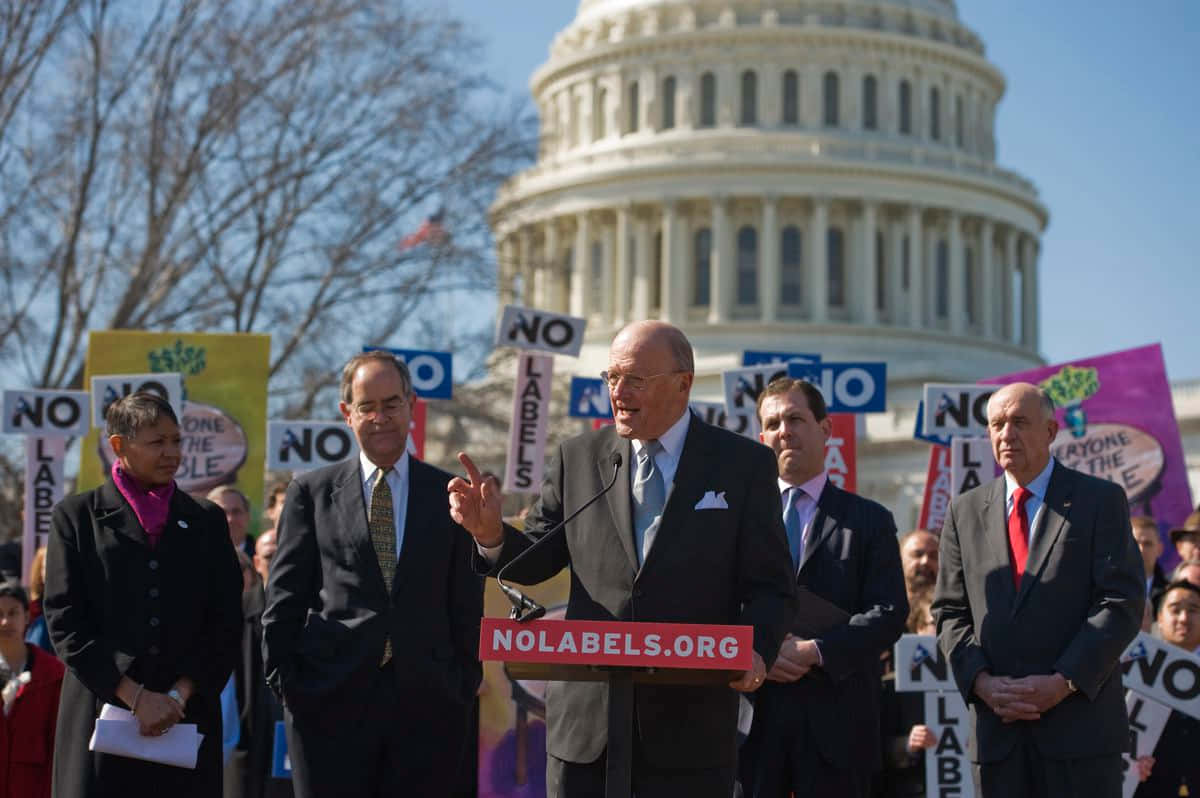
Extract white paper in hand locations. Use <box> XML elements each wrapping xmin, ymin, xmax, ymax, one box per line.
<box><xmin>88</xmin><ymin>704</ymin><xmax>204</xmax><ymax>769</ymax></box>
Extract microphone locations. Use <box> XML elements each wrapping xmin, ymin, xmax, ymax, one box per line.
<box><xmin>497</xmin><ymin>451</ymin><xmax>624</xmax><ymax>623</ymax></box>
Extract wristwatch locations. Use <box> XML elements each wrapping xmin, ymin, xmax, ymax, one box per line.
<box><xmin>167</xmin><ymin>688</ymin><xmax>186</xmax><ymax>708</ymax></box>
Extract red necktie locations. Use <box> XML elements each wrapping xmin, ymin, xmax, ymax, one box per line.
<box><xmin>1008</xmin><ymin>486</ymin><xmax>1032</xmax><ymax>588</ymax></box>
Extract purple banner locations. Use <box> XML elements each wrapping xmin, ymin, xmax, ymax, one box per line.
<box><xmin>983</xmin><ymin>344</ymin><xmax>1193</xmax><ymax>568</ymax></box>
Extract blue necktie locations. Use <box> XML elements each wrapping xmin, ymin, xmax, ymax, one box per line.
<box><xmin>783</xmin><ymin>486</ymin><xmax>805</xmax><ymax>572</ymax></box>
<box><xmin>632</xmin><ymin>440</ymin><xmax>665</xmax><ymax>565</ymax></box>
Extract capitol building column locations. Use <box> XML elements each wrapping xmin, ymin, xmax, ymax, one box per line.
<box><xmin>760</xmin><ymin>194</ymin><xmax>780</xmax><ymax>323</ymax></box>
<box><xmin>600</xmin><ymin>217</ymin><xmax>615</xmax><ymax>321</ymax></box>
<box><xmin>570</xmin><ymin>211</ymin><xmax>590</xmax><ymax>317</ymax></box>
<box><xmin>979</xmin><ymin>218</ymin><xmax>995</xmax><ymax>339</ymax></box>
<box><xmin>861</xmin><ymin>201</ymin><xmax>879</xmax><ymax>325</ymax></box>
<box><xmin>1003</xmin><ymin>226</ymin><xmax>1018</xmax><ymax>344</ymax></box>
<box><xmin>660</xmin><ymin>199</ymin><xmax>683</xmax><ymax>323</ymax></box>
<box><xmin>888</xmin><ymin>212</ymin><xmax>907</xmax><ymax>325</ymax></box>
<box><xmin>907</xmin><ymin>205</ymin><xmax>924</xmax><ymax>329</ymax></box>
<box><xmin>614</xmin><ymin>204</ymin><xmax>631</xmax><ymax>325</ymax></box>
<box><xmin>709</xmin><ymin>195</ymin><xmax>732</xmax><ymax>323</ymax></box>
<box><xmin>632</xmin><ymin>211</ymin><xmax>652</xmax><ymax>320</ymax></box>
<box><xmin>948</xmin><ymin>210</ymin><xmax>965</xmax><ymax>335</ymax></box>
<box><xmin>1022</xmin><ymin>234</ymin><xmax>1039</xmax><ymax>352</ymax></box>
<box><xmin>809</xmin><ymin>197</ymin><xmax>829</xmax><ymax>323</ymax></box>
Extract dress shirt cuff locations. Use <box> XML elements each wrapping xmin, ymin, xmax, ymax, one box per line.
<box><xmin>476</xmin><ymin>540</ymin><xmax>503</xmax><ymax>564</ymax></box>
<box><xmin>813</xmin><ymin>640</ymin><xmax>824</xmax><ymax>667</ymax></box>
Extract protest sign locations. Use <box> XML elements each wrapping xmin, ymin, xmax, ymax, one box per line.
<box><xmin>1120</xmin><ymin>632</ymin><xmax>1200</xmax><ymax>719</ymax></box>
<box><xmin>504</xmin><ymin>353</ymin><xmax>554</xmax><ymax>493</ymax></box>
<box><xmin>919</xmin><ymin>445</ymin><xmax>953</xmax><ymax>533</ymax></box>
<box><xmin>363</xmin><ymin>347</ymin><xmax>453</xmax><ymax>399</ymax></box>
<box><xmin>267</xmin><ymin>422</ymin><xmax>357</xmax><ymax>471</ymax></box>
<box><xmin>3</xmin><ymin>389</ymin><xmax>90</xmax><ymax>437</ymax></box>
<box><xmin>1120</xmin><ymin>690</ymin><xmax>1170</xmax><ymax>798</ymax></box>
<box><xmin>741</xmin><ymin>350</ymin><xmax>820</xmax><ymax>366</ymax></box>
<box><xmin>914</xmin><ymin>400</ymin><xmax>951</xmax><ymax>447</ymax></box>
<box><xmin>722</xmin><ymin>363</ymin><xmax>790</xmax><ymax>422</ymax></box>
<box><xmin>23</xmin><ymin>437</ymin><xmax>66</xmax><ymax>582</ymax></box>
<box><xmin>690</xmin><ymin>400</ymin><xmax>758</xmax><ymax>438</ymax></box>
<box><xmin>826</xmin><ymin>414</ymin><xmax>856</xmax><ymax>493</ymax></box>
<box><xmin>922</xmin><ymin>384</ymin><xmax>996</xmax><ymax>438</ymax></box>
<box><xmin>949</xmin><ymin>437</ymin><xmax>992</xmax><ymax>497</ymax></box>
<box><xmin>90</xmin><ymin>373</ymin><xmax>184</xmax><ymax>429</ymax></box>
<box><xmin>893</xmin><ymin>636</ymin><xmax>973</xmax><ymax>797</ymax></box>
<box><xmin>786</xmin><ymin>361</ymin><xmax>887</xmax><ymax>413</ymax></box>
<box><xmin>495</xmin><ymin>305</ymin><xmax>586</xmax><ymax>357</ymax></box>
<box><xmin>568</xmin><ymin>377</ymin><xmax>612</xmax><ymax>419</ymax></box>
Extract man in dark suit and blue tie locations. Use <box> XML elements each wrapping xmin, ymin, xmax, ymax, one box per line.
<box><xmin>262</xmin><ymin>351</ymin><xmax>483</xmax><ymax>798</ymax></box>
<box><xmin>449</xmin><ymin>321</ymin><xmax>798</xmax><ymax>798</ymax></box>
<box><xmin>933</xmin><ymin>382</ymin><xmax>1144</xmax><ymax>797</ymax></box>
<box><xmin>738</xmin><ymin>377</ymin><xmax>908</xmax><ymax>798</ymax></box>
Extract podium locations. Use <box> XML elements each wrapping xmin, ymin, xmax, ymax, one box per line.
<box><xmin>479</xmin><ymin>617</ymin><xmax>753</xmax><ymax>798</ymax></box>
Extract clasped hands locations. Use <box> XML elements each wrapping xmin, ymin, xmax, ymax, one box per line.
<box><xmin>764</xmin><ymin>634</ymin><xmax>821</xmax><ymax>683</ymax></box>
<box><xmin>973</xmin><ymin>670</ymin><xmax>1072</xmax><ymax>723</ymax></box>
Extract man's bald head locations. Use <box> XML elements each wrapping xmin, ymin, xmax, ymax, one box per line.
<box><xmin>986</xmin><ymin>382</ymin><xmax>1058</xmax><ymax>486</ymax></box>
<box><xmin>606</xmin><ymin>321</ymin><xmax>695</xmax><ymax>441</ymax></box>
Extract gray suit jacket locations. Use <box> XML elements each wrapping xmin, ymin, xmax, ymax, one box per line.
<box><xmin>933</xmin><ymin>461</ymin><xmax>1144</xmax><ymax>762</ymax></box>
<box><xmin>483</xmin><ymin>415</ymin><xmax>798</xmax><ymax>769</ymax></box>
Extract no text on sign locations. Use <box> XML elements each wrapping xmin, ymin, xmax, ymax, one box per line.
<box><xmin>267</xmin><ymin>421</ymin><xmax>357</xmax><ymax>471</ymax></box>
<box><xmin>363</xmin><ymin>347</ymin><xmax>453</xmax><ymax>400</ymax></box>
<box><xmin>922</xmin><ymin>384</ymin><xmax>997</xmax><ymax>438</ymax></box>
<box><xmin>786</xmin><ymin>361</ymin><xmax>888</xmax><ymax>413</ymax></box>
<box><xmin>90</xmin><ymin>373</ymin><xmax>184</xmax><ymax>429</ymax></box>
<box><xmin>496</xmin><ymin>305</ymin><xmax>586</xmax><ymax>357</ymax></box>
<box><xmin>3</xmin><ymin>389</ymin><xmax>91</xmax><ymax>437</ymax></box>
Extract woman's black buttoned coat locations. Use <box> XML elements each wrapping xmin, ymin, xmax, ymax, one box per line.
<box><xmin>44</xmin><ymin>479</ymin><xmax>243</xmax><ymax>798</ymax></box>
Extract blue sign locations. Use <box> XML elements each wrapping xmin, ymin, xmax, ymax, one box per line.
<box><xmin>568</xmin><ymin>377</ymin><xmax>612</xmax><ymax>419</ymax></box>
<box><xmin>741</xmin><ymin>350</ymin><xmax>821</xmax><ymax>366</ymax></box>
<box><xmin>913</xmin><ymin>400</ymin><xmax>951</xmax><ymax>447</ymax></box>
<box><xmin>362</xmin><ymin>347</ymin><xmax>453</xmax><ymax>399</ymax></box>
<box><xmin>271</xmin><ymin>721</ymin><xmax>291</xmax><ymax>779</ymax></box>
<box><xmin>786</xmin><ymin>361</ymin><xmax>888</xmax><ymax>413</ymax></box>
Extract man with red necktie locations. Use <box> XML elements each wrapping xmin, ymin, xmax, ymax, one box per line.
<box><xmin>933</xmin><ymin>382</ymin><xmax>1144</xmax><ymax>798</ymax></box>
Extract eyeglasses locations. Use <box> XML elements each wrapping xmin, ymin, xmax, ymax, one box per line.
<box><xmin>351</xmin><ymin>398</ymin><xmax>408</xmax><ymax>419</ymax></box>
<box><xmin>599</xmin><ymin>370</ymin><xmax>684</xmax><ymax>392</ymax></box>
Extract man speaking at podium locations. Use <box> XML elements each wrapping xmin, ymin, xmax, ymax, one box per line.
<box><xmin>450</xmin><ymin>321</ymin><xmax>797</xmax><ymax>798</ymax></box>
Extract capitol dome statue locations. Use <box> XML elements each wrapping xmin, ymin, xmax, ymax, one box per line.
<box><xmin>488</xmin><ymin>0</ymin><xmax>1049</xmax><ymax>525</ymax></box>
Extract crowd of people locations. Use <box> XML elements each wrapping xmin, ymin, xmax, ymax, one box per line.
<box><xmin>0</xmin><ymin>323</ymin><xmax>1198</xmax><ymax>797</ymax></box>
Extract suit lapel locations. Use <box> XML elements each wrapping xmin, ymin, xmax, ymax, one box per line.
<box><xmin>600</xmin><ymin>433</ymin><xmax>638</xmax><ymax>573</ymax></box>
<box><xmin>94</xmin><ymin>480</ymin><xmax>147</xmax><ymax>546</ymax></box>
<box><xmin>1013</xmin><ymin>463</ymin><xmax>1072</xmax><ymax>612</ymax></box>
<box><xmin>799</xmin><ymin>484</ymin><xmax>843</xmax><ymax>575</ymax></box>
<box><xmin>332</xmin><ymin>458</ymin><xmax>387</xmax><ymax>593</ymax></box>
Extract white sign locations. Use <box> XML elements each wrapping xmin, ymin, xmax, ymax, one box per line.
<box><xmin>922</xmin><ymin>384</ymin><xmax>996</xmax><ymax>438</ymax></box>
<box><xmin>722</xmin><ymin>363</ymin><xmax>788</xmax><ymax>422</ymax></box>
<box><xmin>90</xmin><ymin>373</ymin><xmax>184</xmax><ymax>429</ymax></box>
<box><xmin>495</xmin><ymin>305</ymin><xmax>586</xmax><ymax>357</ymax></box>
<box><xmin>24</xmin><ymin>437</ymin><xmax>66</xmax><ymax>582</ymax></box>
<box><xmin>1120</xmin><ymin>631</ymin><xmax>1200</xmax><ymax>719</ymax></box>
<box><xmin>949</xmin><ymin>436</ymin><xmax>992</xmax><ymax>497</ymax></box>
<box><xmin>267</xmin><ymin>421</ymin><xmax>358</xmax><ymax>471</ymax></box>
<box><xmin>895</xmin><ymin>635</ymin><xmax>955</xmax><ymax>693</ymax></box>
<box><xmin>3</xmin><ymin>389</ymin><xmax>91</xmax><ymax>437</ymax></box>
<box><xmin>505</xmin><ymin>353</ymin><xmax>554</xmax><ymax>493</ymax></box>
<box><xmin>1121</xmin><ymin>690</ymin><xmax>1171</xmax><ymax>798</ymax></box>
<box><xmin>923</xmin><ymin>691</ymin><xmax>974</xmax><ymax>798</ymax></box>
<box><xmin>690</xmin><ymin>400</ymin><xmax>759</xmax><ymax>439</ymax></box>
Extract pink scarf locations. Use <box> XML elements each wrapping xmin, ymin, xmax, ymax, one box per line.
<box><xmin>111</xmin><ymin>460</ymin><xmax>175</xmax><ymax>548</ymax></box>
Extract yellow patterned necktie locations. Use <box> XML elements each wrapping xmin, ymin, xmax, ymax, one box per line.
<box><xmin>369</xmin><ymin>467</ymin><xmax>396</xmax><ymax>665</ymax></box>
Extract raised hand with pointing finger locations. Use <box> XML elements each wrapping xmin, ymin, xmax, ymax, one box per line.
<box><xmin>447</xmin><ymin>452</ymin><xmax>504</xmax><ymax>548</ymax></box>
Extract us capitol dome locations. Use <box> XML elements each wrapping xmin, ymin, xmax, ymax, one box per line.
<box><xmin>486</xmin><ymin>0</ymin><xmax>1070</xmax><ymax>524</ymax></box>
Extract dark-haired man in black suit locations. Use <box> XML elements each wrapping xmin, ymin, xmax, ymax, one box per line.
<box><xmin>450</xmin><ymin>321</ymin><xmax>797</xmax><ymax>798</ymax></box>
<box><xmin>738</xmin><ymin>377</ymin><xmax>908</xmax><ymax>798</ymax></box>
<box><xmin>263</xmin><ymin>351</ymin><xmax>482</xmax><ymax>798</ymax></box>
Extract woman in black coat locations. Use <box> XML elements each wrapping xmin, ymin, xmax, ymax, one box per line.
<box><xmin>44</xmin><ymin>392</ymin><xmax>242</xmax><ymax>798</ymax></box>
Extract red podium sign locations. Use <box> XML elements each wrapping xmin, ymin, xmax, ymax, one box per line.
<box><xmin>479</xmin><ymin>618</ymin><xmax>753</xmax><ymax>672</ymax></box>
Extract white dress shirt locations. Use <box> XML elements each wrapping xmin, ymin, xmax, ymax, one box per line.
<box><xmin>359</xmin><ymin>450</ymin><xmax>410</xmax><ymax>554</ymax></box>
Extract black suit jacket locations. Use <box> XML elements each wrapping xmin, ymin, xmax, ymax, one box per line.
<box><xmin>45</xmin><ymin>481</ymin><xmax>243</xmax><ymax>798</ymax></box>
<box><xmin>746</xmin><ymin>482</ymin><xmax>907</xmax><ymax>774</ymax></box>
<box><xmin>933</xmin><ymin>462</ymin><xmax>1145</xmax><ymax>762</ymax></box>
<box><xmin>484</xmin><ymin>416</ymin><xmax>798</xmax><ymax>769</ymax></box>
<box><xmin>261</xmin><ymin>455</ymin><xmax>482</xmax><ymax>717</ymax></box>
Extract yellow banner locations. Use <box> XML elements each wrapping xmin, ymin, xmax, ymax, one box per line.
<box><xmin>80</xmin><ymin>331</ymin><xmax>271</xmax><ymax>522</ymax></box>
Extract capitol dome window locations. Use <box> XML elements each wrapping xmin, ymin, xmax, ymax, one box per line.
<box><xmin>781</xmin><ymin>226</ymin><xmax>803</xmax><ymax>306</ymax></box>
<box><xmin>591</xmin><ymin>241</ymin><xmax>603</xmax><ymax>302</ymax></box>
<box><xmin>862</xmin><ymin>75</ymin><xmax>878</xmax><ymax>130</ymax></box>
<box><xmin>740</xmin><ymin>71</ymin><xmax>758</xmax><ymax>126</ymax></box>
<box><xmin>935</xmin><ymin>239</ymin><xmax>949</xmax><ymax>319</ymax></box>
<box><xmin>930</xmin><ymin>86</ymin><xmax>941</xmax><ymax>141</ymax></box>
<box><xmin>828</xmin><ymin>227</ymin><xmax>845</xmax><ymax>307</ymax></box>
<box><xmin>823</xmin><ymin>71</ymin><xmax>840</xmax><ymax>127</ymax></box>
<box><xmin>661</xmin><ymin>77</ymin><xmax>676</xmax><ymax>129</ymax></box>
<box><xmin>876</xmin><ymin>231</ymin><xmax>887</xmax><ymax>313</ymax></box>
<box><xmin>899</xmin><ymin>80</ymin><xmax>912</xmax><ymax>134</ymax></box>
<box><xmin>902</xmin><ymin>235</ymin><xmax>911</xmax><ymax>290</ymax></box>
<box><xmin>628</xmin><ymin>81</ymin><xmax>640</xmax><ymax>133</ymax></box>
<box><xmin>955</xmin><ymin>95</ymin><xmax>965</xmax><ymax>148</ymax></box>
<box><xmin>700</xmin><ymin>72</ymin><xmax>717</xmax><ymax>127</ymax></box>
<box><xmin>693</xmin><ymin>228</ymin><xmax>712</xmax><ymax>306</ymax></box>
<box><xmin>736</xmin><ymin>226</ymin><xmax>758</xmax><ymax>305</ymax></box>
<box><xmin>782</xmin><ymin>70</ymin><xmax>799</xmax><ymax>126</ymax></box>
<box><xmin>965</xmin><ymin>247</ymin><xmax>976</xmax><ymax>326</ymax></box>
<box><xmin>595</xmin><ymin>87</ymin><xmax>607</xmax><ymax>139</ymax></box>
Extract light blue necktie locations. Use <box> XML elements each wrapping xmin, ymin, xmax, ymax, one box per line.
<box><xmin>632</xmin><ymin>440</ymin><xmax>665</xmax><ymax>565</ymax></box>
<box><xmin>783</xmin><ymin>486</ymin><xmax>806</xmax><ymax>572</ymax></box>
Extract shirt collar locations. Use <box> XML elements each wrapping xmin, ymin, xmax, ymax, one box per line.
<box><xmin>632</xmin><ymin>409</ymin><xmax>691</xmax><ymax>460</ymax></box>
<box><xmin>359</xmin><ymin>450</ymin><xmax>409</xmax><ymax>488</ymax></box>
<box><xmin>1005</xmin><ymin>457</ymin><xmax>1055</xmax><ymax>503</ymax></box>
<box><xmin>779</xmin><ymin>471</ymin><xmax>828</xmax><ymax>504</ymax></box>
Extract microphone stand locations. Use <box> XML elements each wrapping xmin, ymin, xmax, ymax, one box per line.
<box><xmin>497</xmin><ymin>453</ymin><xmax>623</xmax><ymax>623</ymax></box>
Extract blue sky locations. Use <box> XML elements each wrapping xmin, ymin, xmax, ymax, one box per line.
<box><xmin>443</xmin><ymin>0</ymin><xmax>1199</xmax><ymax>381</ymax></box>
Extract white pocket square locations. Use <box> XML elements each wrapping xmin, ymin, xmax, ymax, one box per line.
<box><xmin>694</xmin><ymin>491</ymin><xmax>729</xmax><ymax>510</ymax></box>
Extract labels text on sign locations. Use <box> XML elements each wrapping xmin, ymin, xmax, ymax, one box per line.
<box><xmin>949</xmin><ymin>436</ymin><xmax>992</xmax><ymax>497</ymax></box>
<box><xmin>495</xmin><ymin>305</ymin><xmax>586</xmax><ymax>357</ymax></box>
<box><xmin>3</xmin><ymin>389</ymin><xmax>91</xmax><ymax>437</ymax></box>
<box><xmin>505</xmin><ymin>353</ymin><xmax>554</xmax><ymax>493</ymax></box>
<box><xmin>24</xmin><ymin>437</ymin><xmax>66</xmax><ymax>583</ymax></box>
